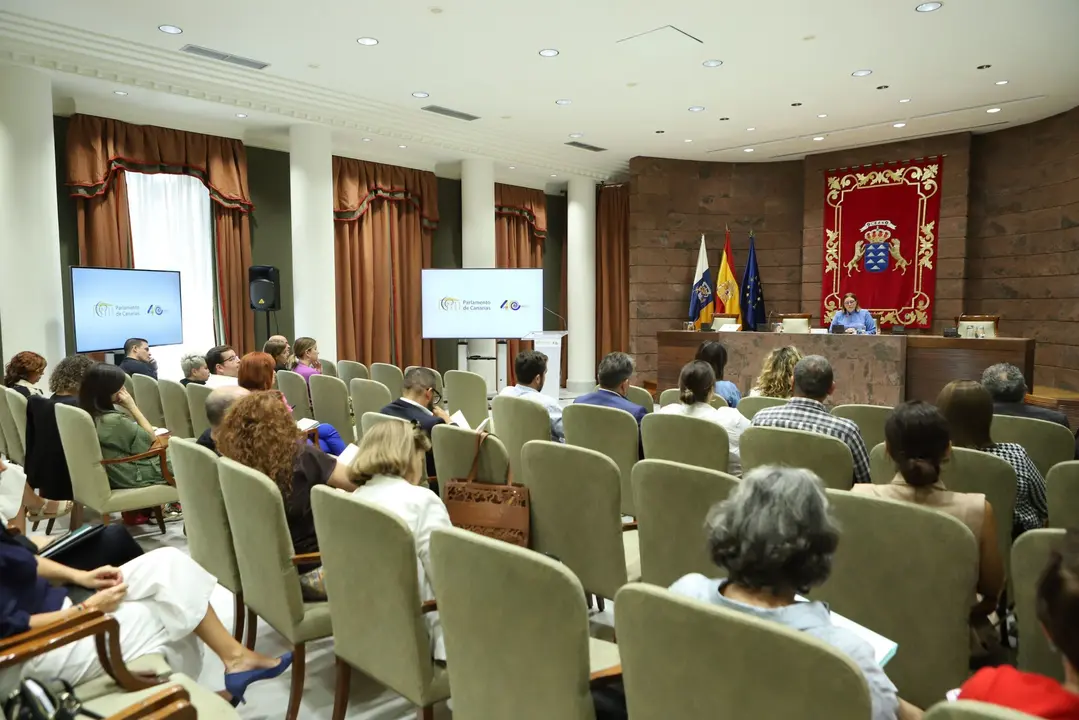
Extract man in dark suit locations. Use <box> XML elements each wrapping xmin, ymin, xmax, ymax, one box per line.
<box><xmin>379</xmin><ymin>366</ymin><xmax>451</xmax><ymax>487</ymax></box>
<box><xmin>196</xmin><ymin>386</ymin><xmax>249</xmax><ymax>455</ymax></box>
<box><xmin>573</xmin><ymin>352</ymin><xmax>648</xmax><ymax>425</ymax></box>
<box><xmin>982</xmin><ymin>362</ymin><xmax>1078</xmax><ymax>459</ymax></box>
<box><xmin>118</xmin><ymin>337</ymin><xmax>157</xmax><ymax>379</ymax></box>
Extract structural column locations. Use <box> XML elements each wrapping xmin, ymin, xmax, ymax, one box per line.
<box><xmin>0</xmin><ymin>66</ymin><xmax>65</xmax><ymax>377</ymax></box>
<box><xmin>460</xmin><ymin>158</ymin><xmax>497</xmax><ymax>390</ymax></box>
<box><xmin>566</xmin><ymin>177</ymin><xmax>597</xmax><ymax>393</ymax></box>
<box><xmin>289</xmin><ymin>124</ymin><xmax>337</xmax><ymax>361</ymax></box>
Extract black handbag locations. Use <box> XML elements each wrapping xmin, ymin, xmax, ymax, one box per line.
<box><xmin>3</xmin><ymin>677</ymin><xmax>103</xmax><ymax>720</ymax></box>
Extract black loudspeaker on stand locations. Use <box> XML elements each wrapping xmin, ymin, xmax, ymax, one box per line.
<box><xmin>249</xmin><ymin>265</ymin><xmax>280</xmax><ymax>341</ymax></box>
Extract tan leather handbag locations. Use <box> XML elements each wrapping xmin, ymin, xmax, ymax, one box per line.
<box><xmin>443</xmin><ymin>430</ymin><xmax>530</xmax><ymax>547</ymax></box>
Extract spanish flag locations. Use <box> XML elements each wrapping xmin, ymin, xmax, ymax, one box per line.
<box><xmin>689</xmin><ymin>235</ymin><xmax>715</xmax><ymax>330</ymax></box>
<box><xmin>715</xmin><ymin>226</ymin><xmax>741</xmax><ymax>318</ymax></box>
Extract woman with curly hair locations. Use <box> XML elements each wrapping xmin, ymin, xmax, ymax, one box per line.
<box><xmin>4</xmin><ymin>351</ymin><xmax>47</xmax><ymax>398</ymax></box>
<box><xmin>215</xmin><ymin>392</ymin><xmax>355</xmax><ymax>600</ymax></box>
<box><xmin>748</xmin><ymin>345</ymin><xmax>803</xmax><ymax>398</ymax></box>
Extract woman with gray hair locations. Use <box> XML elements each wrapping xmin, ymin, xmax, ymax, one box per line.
<box><xmin>669</xmin><ymin>466</ymin><xmax>921</xmax><ymax>720</ymax></box>
<box><xmin>179</xmin><ymin>353</ymin><xmax>209</xmax><ymax>387</ymax></box>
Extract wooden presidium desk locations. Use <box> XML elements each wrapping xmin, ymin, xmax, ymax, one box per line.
<box><xmin>657</xmin><ymin>331</ymin><xmax>1035</xmax><ymax>405</ymax></box>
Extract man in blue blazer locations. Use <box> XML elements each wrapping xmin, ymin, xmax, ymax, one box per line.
<box><xmin>380</xmin><ymin>366</ymin><xmax>452</xmax><ymax>491</ymax></box>
<box><xmin>572</xmin><ymin>352</ymin><xmax>648</xmax><ymax>425</ymax></box>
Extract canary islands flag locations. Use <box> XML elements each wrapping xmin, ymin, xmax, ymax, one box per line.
<box><xmin>716</xmin><ymin>226</ymin><xmax>741</xmax><ymax>318</ymax></box>
<box><xmin>689</xmin><ymin>235</ymin><xmax>715</xmax><ymax>329</ymax></box>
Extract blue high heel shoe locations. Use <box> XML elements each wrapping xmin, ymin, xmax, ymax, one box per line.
<box><xmin>224</xmin><ymin>652</ymin><xmax>293</xmax><ymax>706</ymax></box>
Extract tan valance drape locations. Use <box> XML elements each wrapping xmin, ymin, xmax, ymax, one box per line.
<box><xmin>495</xmin><ymin>184</ymin><xmax>547</xmax><ymax>385</ymax></box>
<box><xmin>596</xmin><ymin>184</ymin><xmax>630</xmax><ymax>361</ymax></box>
<box><xmin>66</xmin><ymin>114</ymin><xmax>255</xmax><ymax>354</ymax></box>
<box><xmin>333</xmin><ymin>157</ymin><xmax>439</xmax><ymax>369</ymax></box>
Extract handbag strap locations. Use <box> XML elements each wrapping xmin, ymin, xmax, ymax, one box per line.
<box><xmin>465</xmin><ymin>430</ymin><xmax>489</xmax><ymax>482</ymax></box>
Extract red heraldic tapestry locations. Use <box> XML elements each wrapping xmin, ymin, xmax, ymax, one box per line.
<box><xmin>820</xmin><ymin>157</ymin><xmax>943</xmax><ymax>329</ymax></box>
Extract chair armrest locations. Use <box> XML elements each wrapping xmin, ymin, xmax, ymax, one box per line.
<box><xmin>291</xmin><ymin>552</ymin><xmax>321</xmax><ymax>566</ymax></box>
<box><xmin>589</xmin><ymin>664</ymin><xmax>622</xmax><ymax>682</ymax></box>
<box><xmin>621</xmin><ymin>521</ymin><xmax>638</xmax><ymax>532</ymax></box>
<box><xmin>420</xmin><ymin>600</ymin><xmax>438</xmax><ymax>614</ymax></box>
<box><xmin>101</xmin><ymin>446</ymin><xmax>174</xmax><ymax>486</ymax></box>
<box><xmin>106</xmin><ymin>686</ymin><xmax>194</xmax><ymax>719</ymax></box>
<box><xmin>304</xmin><ymin>427</ymin><xmax>319</xmax><ymax>444</ymax></box>
<box><xmin>0</xmin><ymin>611</ymin><xmax>98</xmax><ymax>653</ymax></box>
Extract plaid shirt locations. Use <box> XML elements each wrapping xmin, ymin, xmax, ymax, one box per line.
<box><xmin>982</xmin><ymin>442</ymin><xmax>1048</xmax><ymax>533</ymax></box>
<box><xmin>751</xmin><ymin>397</ymin><xmax>872</xmax><ymax>485</ymax></box>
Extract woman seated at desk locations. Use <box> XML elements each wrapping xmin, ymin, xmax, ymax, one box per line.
<box><xmin>830</xmin><ymin>292</ymin><xmax>877</xmax><ymax>335</ymax></box>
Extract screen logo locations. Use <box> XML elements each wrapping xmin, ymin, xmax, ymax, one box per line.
<box><xmin>500</xmin><ymin>300</ymin><xmax>522</xmax><ymax>311</ymax></box>
<box><xmin>147</xmin><ymin>305</ymin><xmax>164</xmax><ymax>316</ymax></box>
<box><xmin>94</xmin><ymin>302</ymin><xmax>115</xmax><ymax>318</ymax></box>
<box><xmin>440</xmin><ymin>297</ymin><xmax>462</xmax><ymax>311</ymax></box>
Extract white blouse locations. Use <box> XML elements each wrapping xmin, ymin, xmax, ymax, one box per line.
<box><xmin>656</xmin><ymin>401</ymin><xmax>751</xmax><ymax>475</ymax></box>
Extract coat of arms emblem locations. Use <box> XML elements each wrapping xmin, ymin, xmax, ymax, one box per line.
<box><xmin>845</xmin><ymin>220</ymin><xmax>910</xmax><ymax>276</ymax></box>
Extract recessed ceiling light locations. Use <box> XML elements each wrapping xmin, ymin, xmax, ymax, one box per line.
<box><xmin>235</xmin><ymin>113</ymin><xmax>247</xmax><ymax>118</ymax></box>
<box><xmin>995</xmin><ymin>80</ymin><xmax>1008</xmax><ymax>85</ymax></box>
<box><xmin>157</xmin><ymin>24</ymin><xmax>183</xmax><ymax>34</ymax></box>
<box><xmin>977</xmin><ymin>64</ymin><xmax>991</xmax><ymax>70</ymax></box>
<box><xmin>688</xmin><ymin>106</ymin><xmax>706</xmax><ymax>112</ymax></box>
<box><xmin>684</xmin><ymin>139</ymin><xmax>693</xmax><ymax>143</ymax></box>
<box><xmin>398</xmin><ymin>145</ymin><xmax>407</xmax><ymax>149</ymax></box>
<box><xmin>746</xmin><ymin>127</ymin><xmax>755</xmax><ymax>131</ymax></box>
<box><xmin>791</xmin><ymin>102</ymin><xmax>803</xmax><ymax>107</ymax></box>
<box><xmin>986</xmin><ymin>107</ymin><xmax>1001</xmax><ymax>113</ymax></box>
<box><xmin>852</xmin><ymin>69</ymin><xmax>873</xmax><ymax>77</ymax></box>
<box><xmin>702</xmin><ymin>59</ymin><xmax>723</xmax><ymax>68</ymax></box>
<box><xmin>915</xmin><ymin>2</ymin><xmax>943</xmax><ymax>12</ymax></box>
<box><xmin>568</xmin><ymin>132</ymin><xmax>583</xmax><ymax>138</ymax></box>
<box><xmin>356</xmin><ymin>37</ymin><xmax>379</xmax><ymax>46</ymax></box>
<box><xmin>509</xmin><ymin>166</ymin><xmax>516</xmax><ymax>169</ymax></box>
<box><xmin>113</xmin><ymin>90</ymin><xmax>128</xmax><ymax>96</ymax></box>
<box><xmin>555</xmin><ymin>99</ymin><xmax>571</xmax><ymax>105</ymax></box>
<box><xmin>743</xmin><ymin>148</ymin><xmax>754</xmax><ymax>153</ymax></box>
<box><xmin>538</xmin><ymin>49</ymin><xmax>559</xmax><ymax>57</ymax></box>
<box><xmin>412</xmin><ymin>91</ymin><xmax>429</xmax><ymax>98</ymax></box>
<box><xmin>550</xmin><ymin>174</ymin><xmax>558</xmax><ymax>178</ymax></box>
<box><xmin>893</xmin><ymin>122</ymin><xmax>907</xmax><ymax>128</ymax></box>
<box><xmin>899</xmin><ymin>98</ymin><xmax>912</xmax><ymax>103</ymax></box>
<box><xmin>876</xmin><ymin>85</ymin><xmax>890</xmax><ymax>90</ymax></box>
<box><xmin>817</xmin><ymin>113</ymin><xmax>828</xmax><ymax>118</ymax></box>
<box><xmin>813</xmin><ymin>136</ymin><xmax>825</xmax><ymax>141</ymax></box>
<box><xmin>362</xmin><ymin>137</ymin><xmax>371</xmax><ymax>142</ymax></box>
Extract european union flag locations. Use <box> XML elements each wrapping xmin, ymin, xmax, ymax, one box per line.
<box><xmin>740</xmin><ymin>233</ymin><xmax>767</xmax><ymax>331</ymax></box>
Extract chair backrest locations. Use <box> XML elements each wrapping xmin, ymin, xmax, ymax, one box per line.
<box><xmin>816</xmin><ymin>491</ymin><xmax>977</xmax><ymax>709</ymax></box>
<box><xmin>158</xmin><ymin>379</ymin><xmax>194</xmax><ymax>439</ymax></box>
<box><xmin>336</xmin><ymin>360</ymin><xmax>369</xmax><ymax>388</ymax></box>
<box><xmin>626</xmin><ymin>385</ymin><xmax>654</xmax><ymax>414</ymax></box>
<box><xmin>431</xmin><ymin>424</ymin><xmax>509</xmax><ymax>502</ymax></box>
<box><xmin>1012</xmin><ymin>528</ymin><xmax>1065</xmax><ymax>681</ymax></box>
<box><xmin>1048</xmin><ymin>461</ymin><xmax>1079</xmax><ymax>529</ymax></box>
<box><xmin>992</xmin><ymin>414</ymin><xmax>1074</xmax><ymax>478</ymax></box>
<box><xmin>658</xmin><ymin>388</ymin><xmax>680</xmax><ymax>407</ymax></box>
<box><xmin>831</xmin><ymin>404</ymin><xmax>891</xmax><ymax>453</ymax></box>
<box><xmin>869</xmin><ymin>442</ymin><xmax>895</xmax><ymax>484</ymax></box>
<box><xmin>361</xmin><ymin>411</ymin><xmax>408</xmax><ymax>434</ymax></box>
<box><xmin>185</xmin><ymin>382</ymin><xmax>214</xmax><ymax>438</ymax></box>
<box><xmin>736</xmin><ymin>395</ymin><xmax>787</xmax><ymax>420</ymax></box>
<box><xmin>168</xmin><ymin>438</ymin><xmax>241</xmax><ymax>593</ymax></box>
<box><xmin>444</xmin><ymin>370</ymin><xmax>489</xmax><ymax>429</ymax></box>
<box><xmin>632</xmin><ymin>459</ymin><xmax>739</xmax><ymax>587</ymax></box>
<box><xmin>276</xmin><ymin>370</ymin><xmax>312</xmax><ymax>420</ymax></box>
<box><xmin>404</xmin><ymin>366</ymin><xmax>444</xmax><ymax>398</ymax></box>
<box><xmin>429</xmin><ymin>527</ymin><xmax>598</xmax><ymax>720</ymax></box>
<box><xmin>217</xmin><ymin>457</ymin><xmax>305</xmax><ymax>633</ymax></box>
<box><xmin>131</xmin><ymin>374</ymin><xmax>165</xmax><ymax>428</ymax></box>
<box><xmin>563</xmin><ymin>404</ymin><xmax>640</xmax><ymax>516</ymax></box>
<box><xmin>640</xmin><ymin>414</ymin><xmax>729</xmax><ymax>474</ymax></box>
<box><xmin>0</xmin><ymin>388</ymin><xmax>26</xmax><ymax>464</ymax></box>
<box><xmin>0</xmin><ymin>392</ymin><xmax>7</xmax><ymax>458</ymax></box>
<box><xmin>5</xmin><ymin>388</ymin><xmax>29</xmax><ymax>456</ymax></box>
<box><xmin>123</xmin><ymin>373</ymin><xmax>135</xmax><ymax>397</ymax></box>
<box><xmin>491</xmin><ymin>395</ymin><xmax>553</xmax><ymax>480</ymax></box>
<box><xmin>522</xmin><ymin>441</ymin><xmax>628</xmax><ymax>599</ymax></box>
<box><xmin>956</xmin><ymin>316</ymin><xmax>998</xmax><ymax>339</ymax></box>
<box><xmin>371</xmin><ymin>363</ymin><xmax>405</xmax><ymax>400</ymax></box>
<box><xmin>350</xmin><ymin>378</ymin><xmax>393</xmax><ymax>441</ymax></box>
<box><xmin>740</xmin><ymin>426</ymin><xmax>855</xmax><ymax>490</ymax></box>
<box><xmin>925</xmin><ymin>701</ymin><xmax>1042</xmax><ymax>719</ymax></box>
<box><xmin>709</xmin><ymin>395</ymin><xmax>728</xmax><ymax>409</ymax></box>
<box><xmin>309</xmin><ymin>374</ymin><xmax>355</xmax><ymax>444</ymax></box>
<box><xmin>780</xmin><ymin>316</ymin><xmax>811</xmax><ymax>334</ymax></box>
<box><xmin>319</xmin><ymin>358</ymin><xmax>337</xmax><ymax>378</ymax></box>
<box><xmin>54</xmin><ymin>404</ymin><xmax>113</xmax><ymax>511</ymax></box>
<box><xmin>614</xmin><ymin>584</ymin><xmax>871</xmax><ymax>720</ymax></box>
<box><xmin>310</xmin><ymin>486</ymin><xmax>435</xmax><ymax>703</ymax></box>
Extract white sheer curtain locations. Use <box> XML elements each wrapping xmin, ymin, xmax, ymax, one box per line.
<box><xmin>127</xmin><ymin>173</ymin><xmax>216</xmax><ymax>381</ymax></box>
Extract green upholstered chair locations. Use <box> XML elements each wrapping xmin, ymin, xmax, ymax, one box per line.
<box><xmin>0</xmin><ymin>390</ymin><xmax>7</xmax><ymax>458</ymax></box>
<box><xmin>54</xmin><ymin>404</ymin><xmax>179</xmax><ymax>534</ymax></box>
<box><xmin>168</xmin><ymin>438</ymin><xmax>245</xmax><ymax>641</ymax></box>
<box><xmin>658</xmin><ymin>388</ymin><xmax>680</xmax><ymax>407</ymax></box>
<box><xmin>522</xmin><ymin>440</ymin><xmax>640</xmax><ymax>600</ymax></box>
<box><xmin>217</xmin><ymin>457</ymin><xmax>332</xmax><ymax>720</ymax></box>
<box><xmin>709</xmin><ymin>395</ymin><xmax>729</xmax><ymax>409</ymax></box>
<box><xmin>631</xmin><ymin>459</ymin><xmax>739</xmax><ymax>587</ymax></box>
<box><xmin>614</xmin><ymin>584</ymin><xmax>872</xmax><ymax>720</ymax></box>
<box><xmin>444</xmin><ymin>369</ymin><xmax>489</xmax><ymax>429</ymax></box>
<box><xmin>992</xmin><ymin>414</ymin><xmax>1075</xmax><ymax>478</ymax></box>
<box><xmin>429</xmin><ymin>527</ymin><xmax>620</xmax><ymax>720</ymax></box>
<box><xmin>431</xmin><ymin>424</ymin><xmax>509</xmax><ymax>503</ymax></box>
<box><xmin>360</xmin><ymin>411</ymin><xmax>408</xmax><ymax>435</ymax></box>
<box><xmin>817</xmin><ymin>491</ymin><xmax>977</xmax><ymax>709</ymax></box>
<box><xmin>404</xmin><ymin>366</ymin><xmax>444</xmax><ymax>398</ymax></box>
<box><xmin>736</xmin><ymin>395</ymin><xmax>787</xmax><ymax>420</ymax></box>
<box><xmin>641</xmin><ymin>414</ymin><xmax>729</xmax><ymax>475</ymax></box>
<box><xmin>131</xmin><ymin>374</ymin><xmax>166</xmax><ymax>428</ymax></box>
<box><xmin>309</xmin><ymin>374</ymin><xmax>354</xmax><ymax>444</ymax></box>
<box><xmin>491</xmin><ymin>394</ymin><xmax>553</xmax><ymax>481</ymax></box>
<box><xmin>869</xmin><ymin>442</ymin><xmax>895</xmax><ymax>484</ymax></box>
<box><xmin>310</xmin><ymin>486</ymin><xmax>450</xmax><ymax>720</ymax></box>
<box><xmin>832</xmin><ymin>404</ymin><xmax>891</xmax><ymax>454</ymax></box>
<box><xmin>336</xmin><ymin>360</ymin><xmax>369</xmax><ymax>388</ymax></box>
<box><xmin>740</xmin><ymin>426</ymin><xmax>855</xmax><ymax>490</ymax></box>
<box><xmin>319</xmin><ymin>358</ymin><xmax>337</xmax><ymax>378</ymax></box>
<box><xmin>184</xmin><ymin>382</ymin><xmax>213</xmax><ymax>439</ymax></box>
<box><xmin>371</xmin><ymin>363</ymin><xmax>405</xmax><ymax>400</ymax></box>
<box><xmin>122</xmin><ymin>373</ymin><xmax>135</xmax><ymax>398</ymax></box>
<box><xmin>158</xmin><ymin>379</ymin><xmax>194</xmax><ymax>439</ymax></box>
<box><xmin>350</xmin><ymin>378</ymin><xmax>392</xmax><ymax>442</ymax></box>
<box><xmin>1048</xmin><ymin>461</ymin><xmax>1079</xmax><ymax>529</ymax></box>
<box><xmin>925</xmin><ymin>701</ymin><xmax>1042</xmax><ymax>719</ymax></box>
<box><xmin>0</xmin><ymin>387</ymin><xmax>26</xmax><ymax>464</ymax></box>
<box><xmin>1012</xmin><ymin>528</ymin><xmax>1065</xmax><ymax>682</ymax></box>
<box><xmin>563</xmin><ymin>403</ymin><xmax>640</xmax><ymax>516</ymax></box>
<box><xmin>626</xmin><ymin>385</ymin><xmax>654</xmax><ymax>414</ymax></box>
<box><xmin>276</xmin><ymin>369</ymin><xmax>312</xmax><ymax>421</ymax></box>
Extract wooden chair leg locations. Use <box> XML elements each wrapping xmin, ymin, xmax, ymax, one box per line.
<box><xmin>586</xmin><ymin>592</ymin><xmax>593</xmax><ymax>610</ymax></box>
<box><xmin>331</xmin><ymin>657</ymin><xmax>351</xmax><ymax>720</ymax></box>
<box><xmin>597</xmin><ymin>596</ymin><xmax>605</xmax><ymax>613</ymax></box>
<box><xmin>151</xmin><ymin>506</ymin><xmax>166</xmax><ymax>535</ymax></box>
<box><xmin>69</xmin><ymin>503</ymin><xmax>83</xmax><ymax>531</ymax></box>
<box><xmin>30</xmin><ymin>520</ymin><xmax>40</xmax><ymax>532</ymax></box>
<box><xmin>232</xmin><ymin>593</ymin><xmax>245</xmax><ymax>643</ymax></box>
<box><xmin>418</xmin><ymin>706</ymin><xmax>434</xmax><ymax>720</ymax></box>
<box><xmin>244</xmin><ymin>609</ymin><xmax>258</xmax><ymax>650</ymax></box>
<box><xmin>285</xmin><ymin>642</ymin><xmax>306</xmax><ymax>720</ymax></box>
<box><xmin>45</xmin><ymin>518</ymin><xmax>55</xmax><ymax>535</ymax></box>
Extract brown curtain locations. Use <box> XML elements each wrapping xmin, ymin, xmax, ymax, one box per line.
<box><xmin>495</xmin><ymin>184</ymin><xmax>547</xmax><ymax>385</ymax></box>
<box><xmin>596</xmin><ymin>184</ymin><xmax>630</xmax><ymax>361</ymax></box>
<box><xmin>333</xmin><ymin>157</ymin><xmax>439</xmax><ymax>368</ymax></box>
<box><xmin>66</xmin><ymin>114</ymin><xmax>255</xmax><ymax>353</ymax></box>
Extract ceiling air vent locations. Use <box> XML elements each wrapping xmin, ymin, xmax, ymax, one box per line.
<box><xmin>421</xmin><ymin>105</ymin><xmax>481</xmax><ymax>122</ymax></box>
<box><xmin>565</xmin><ymin>141</ymin><xmax>608</xmax><ymax>152</ymax></box>
<box><xmin>180</xmin><ymin>44</ymin><xmax>270</xmax><ymax>71</ymax></box>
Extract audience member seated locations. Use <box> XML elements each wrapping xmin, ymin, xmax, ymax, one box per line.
<box><xmin>751</xmin><ymin>355</ymin><xmax>871</xmax><ymax>484</ymax></box>
<box><xmin>574</xmin><ymin>352</ymin><xmax>647</xmax><ymax>425</ymax></box>
<box><xmin>937</xmin><ymin>380</ymin><xmax>1047</xmax><ymax>536</ymax></box>
<box><xmin>197</xmin><ymin>386</ymin><xmax>250</xmax><ymax>455</ymax></box>
<box><xmin>748</xmin><ymin>345</ymin><xmax>802</xmax><ymax>398</ymax></box>
<box><xmin>204</xmin><ymin>344</ymin><xmax>240</xmax><ymax>387</ymax></box>
<box><xmin>292</xmin><ymin>337</ymin><xmax>322</xmax><ymax>384</ymax></box>
<box><xmin>852</xmin><ymin>401</ymin><xmax>1004</xmax><ymax>645</ymax></box>
<box><xmin>657</xmin><ymin>360</ymin><xmax>750</xmax><ymax>475</ymax></box>
<box><xmin>118</xmin><ymin>337</ymin><xmax>158</xmax><ymax>379</ymax></box>
<box><xmin>180</xmin><ymin>353</ymin><xmax>209</xmax><ymax>386</ymax></box>
<box><xmin>958</xmin><ymin>529</ymin><xmax>1079</xmax><ymax>718</ymax></box>
<box><xmin>669</xmin><ymin>466</ymin><xmax>919</xmax><ymax>720</ymax></box>
<box><xmin>3</xmin><ymin>351</ymin><xmax>46</xmax><ymax>398</ymax></box>
<box><xmin>216</xmin><ymin>392</ymin><xmax>355</xmax><ymax>601</ymax></box>
<box><xmin>0</xmin><ymin>456</ymin><xmax>71</xmax><ymax>534</ymax></box>
<box><xmin>829</xmin><ymin>292</ymin><xmax>878</xmax><ymax>335</ymax></box>
<box><xmin>983</xmin><ymin>362</ymin><xmax>1078</xmax><ymax>460</ymax></box>
<box><xmin>696</xmin><ymin>341</ymin><xmax>741</xmax><ymax>408</ymax></box>
<box><xmin>379</xmin><ymin>366</ymin><xmax>452</xmax><ymax>484</ymax></box>
<box><xmin>499</xmin><ymin>350</ymin><xmax>564</xmax><ymax>442</ymax></box>
<box><xmin>349</xmin><ymin>420</ymin><xmax>451</xmax><ymax>662</ymax></box>
<box><xmin>0</xmin><ymin>538</ymin><xmax>291</xmax><ymax>707</ymax></box>
<box><xmin>1</xmin><ymin>520</ymin><xmax>142</xmax><ymax>570</ymax></box>
<box><xmin>263</xmin><ymin>337</ymin><xmax>292</xmax><ymax>372</ymax></box>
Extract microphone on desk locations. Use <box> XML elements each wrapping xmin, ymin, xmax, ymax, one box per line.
<box><xmin>766</xmin><ymin>311</ymin><xmax>775</xmax><ymax>332</ymax></box>
<box><xmin>544</xmin><ymin>306</ymin><xmax>568</xmax><ymax>330</ymax></box>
